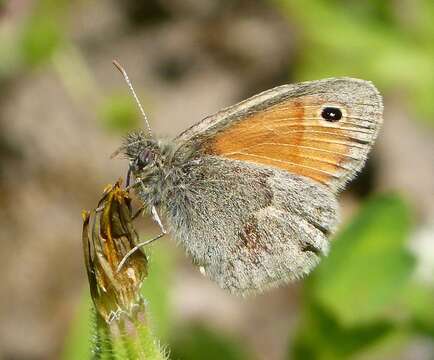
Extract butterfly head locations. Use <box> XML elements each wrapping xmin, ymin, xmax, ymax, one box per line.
<box><xmin>118</xmin><ymin>130</ymin><xmax>163</xmax><ymax>186</ymax></box>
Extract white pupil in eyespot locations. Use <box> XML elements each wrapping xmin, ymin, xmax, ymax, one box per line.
<box><xmin>321</xmin><ymin>107</ymin><xmax>342</xmax><ymax>122</ymax></box>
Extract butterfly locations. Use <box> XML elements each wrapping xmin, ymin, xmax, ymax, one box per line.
<box><xmin>113</xmin><ymin>61</ymin><xmax>383</xmax><ymax>295</ymax></box>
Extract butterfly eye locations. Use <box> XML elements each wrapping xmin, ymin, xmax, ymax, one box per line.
<box><xmin>321</xmin><ymin>107</ymin><xmax>342</xmax><ymax>122</ymax></box>
<box><xmin>135</xmin><ymin>148</ymin><xmax>153</xmax><ymax>170</ymax></box>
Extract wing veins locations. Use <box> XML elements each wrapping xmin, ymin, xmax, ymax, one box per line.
<box><xmin>266</xmin><ymin>123</ymin><xmax>375</xmax><ymax>135</ymax></box>
<box><xmin>267</xmin><ymin>116</ymin><xmax>378</xmax><ymax>126</ymax></box>
<box><xmin>231</xmin><ymin>152</ymin><xmax>340</xmax><ymax>178</ymax></box>
<box><xmin>276</xmin><ymin>130</ymin><xmax>371</xmax><ymax>144</ymax></box>
<box><xmin>225</xmin><ymin>142</ymin><xmax>359</xmax><ymax>160</ymax></box>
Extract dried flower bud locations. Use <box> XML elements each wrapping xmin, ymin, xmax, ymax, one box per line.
<box><xmin>82</xmin><ymin>180</ymin><xmax>147</xmax><ymax>323</ymax></box>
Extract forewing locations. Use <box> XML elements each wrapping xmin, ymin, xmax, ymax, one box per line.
<box><xmin>176</xmin><ymin>78</ymin><xmax>383</xmax><ymax>192</ymax></box>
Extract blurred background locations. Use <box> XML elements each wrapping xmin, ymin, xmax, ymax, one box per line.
<box><xmin>0</xmin><ymin>1</ymin><xmax>433</xmax><ymax>359</ymax></box>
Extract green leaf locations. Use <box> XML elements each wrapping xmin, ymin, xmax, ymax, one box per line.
<box><xmin>19</xmin><ymin>0</ymin><xmax>66</xmax><ymax>68</ymax></box>
<box><xmin>398</xmin><ymin>282</ymin><xmax>434</xmax><ymax>338</ymax></box>
<box><xmin>60</xmin><ymin>292</ymin><xmax>92</xmax><ymax>360</ymax></box>
<box><xmin>141</xmin><ymin>242</ymin><xmax>174</xmax><ymax>341</ymax></box>
<box><xmin>291</xmin><ymin>301</ymin><xmax>394</xmax><ymax>360</ymax></box>
<box><xmin>272</xmin><ymin>0</ymin><xmax>434</xmax><ymax>126</ymax></box>
<box><xmin>171</xmin><ymin>325</ymin><xmax>250</xmax><ymax>360</ymax></box>
<box><xmin>99</xmin><ymin>93</ymin><xmax>141</xmax><ymax>133</ymax></box>
<box><xmin>20</xmin><ymin>16</ymin><xmax>63</xmax><ymax>67</ymax></box>
<box><xmin>310</xmin><ymin>194</ymin><xmax>416</xmax><ymax>326</ymax></box>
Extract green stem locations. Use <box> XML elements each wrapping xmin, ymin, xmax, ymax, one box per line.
<box><xmin>92</xmin><ymin>306</ymin><xmax>167</xmax><ymax>360</ymax></box>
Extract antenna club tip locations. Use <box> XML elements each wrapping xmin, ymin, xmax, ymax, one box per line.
<box><xmin>112</xmin><ymin>59</ymin><xmax>124</xmax><ymax>74</ymax></box>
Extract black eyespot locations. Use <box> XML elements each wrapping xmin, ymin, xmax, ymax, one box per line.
<box><xmin>321</xmin><ymin>107</ymin><xmax>342</xmax><ymax>122</ymax></box>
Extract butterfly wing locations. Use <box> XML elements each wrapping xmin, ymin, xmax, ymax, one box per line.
<box><xmin>175</xmin><ymin>77</ymin><xmax>383</xmax><ymax>192</ymax></box>
<box><xmin>163</xmin><ymin>155</ymin><xmax>339</xmax><ymax>294</ymax></box>
<box><xmin>166</xmin><ymin>78</ymin><xmax>382</xmax><ymax>293</ymax></box>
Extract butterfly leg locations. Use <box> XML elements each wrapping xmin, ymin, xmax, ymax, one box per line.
<box><xmin>117</xmin><ymin>213</ymin><xmax>167</xmax><ymax>272</ymax></box>
<box><xmin>134</xmin><ymin>176</ymin><xmax>167</xmax><ymax>235</ymax></box>
<box><xmin>151</xmin><ymin>206</ymin><xmax>166</xmax><ymax>234</ymax></box>
<box><xmin>117</xmin><ymin>180</ymin><xmax>168</xmax><ymax>272</ymax></box>
<box><xmin>117</xmin><ymin>229</ymin><xmax>166</xmax><ymax>272</ymax></box>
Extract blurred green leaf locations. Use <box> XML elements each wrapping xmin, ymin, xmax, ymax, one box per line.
<box><xmin>171</xmin><ymin>324</ymin><xmax>250</xmax><ymax>360</ymax></box>
<box><xmin>310</xmin><ymin>194</ymin><xmax>416</xmax><ymax>326</ymax></box>
<box><xmin>20</xmin><ymin>16</ymin><xmax>62</xmax><ymax>66</ymax></box>
<box><xmin>0</xmin><ymin>20</ymin><xmax>21</xmax><ymax>79</ymax></box>
<box><xmin>141</xmin><ymin>241</ymin><xmax>174</xmax><ymax>341</ymax></box>
<box><xmin>291</xmin><ymin>301</ymin><xmax>394</xmax><ymax>360</ymax></box>
<box><xmin>273</xmin><ymin>0</ymin><xmax>434</xmax><ymax>124</ymax></box>
<box><xmin>99</xmin><ymin>93</ymin><xmax>141</xmax><ymax>132</ymax></box>
<box><xmin>398</xmin><ymin>282</ymin><xmax>434</xmax><ymax>338</ymax></box>
<box><xmin>61</xmin><ymin>292</ymin><xmax>92</xmax><ymax>360</ymax></box>
<box><xmin>19</xmin><ymin>0</ymin><xmax>66</xmax><ymax>67</ymax></box>
<box><xmin>350</xmin><ymin>329</ymin><xmax>412</xmax><ymax>360</ymax></box>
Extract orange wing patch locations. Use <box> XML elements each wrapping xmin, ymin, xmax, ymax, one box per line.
<box><xmin>204</xmin><ymin>96</ymin><xmax>362</xmax><ymax>186</ymax></box>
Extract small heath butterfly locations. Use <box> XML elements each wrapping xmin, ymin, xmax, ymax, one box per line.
<box><xmin>112</xmin><ymin>61</ymin><xmax>383</xmax><ymax>295</ymax></box>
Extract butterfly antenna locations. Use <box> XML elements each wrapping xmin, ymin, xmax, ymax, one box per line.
<box><xmin>112</xmin><ymin>59</ymin><xmax>153</xmax><ymax>137</ymax></box>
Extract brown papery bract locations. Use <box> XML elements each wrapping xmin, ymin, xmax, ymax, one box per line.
<box><xmin>82</xmin><ymin>180</ymin><xmax>147</xmax><ymax>323</ymax></box>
